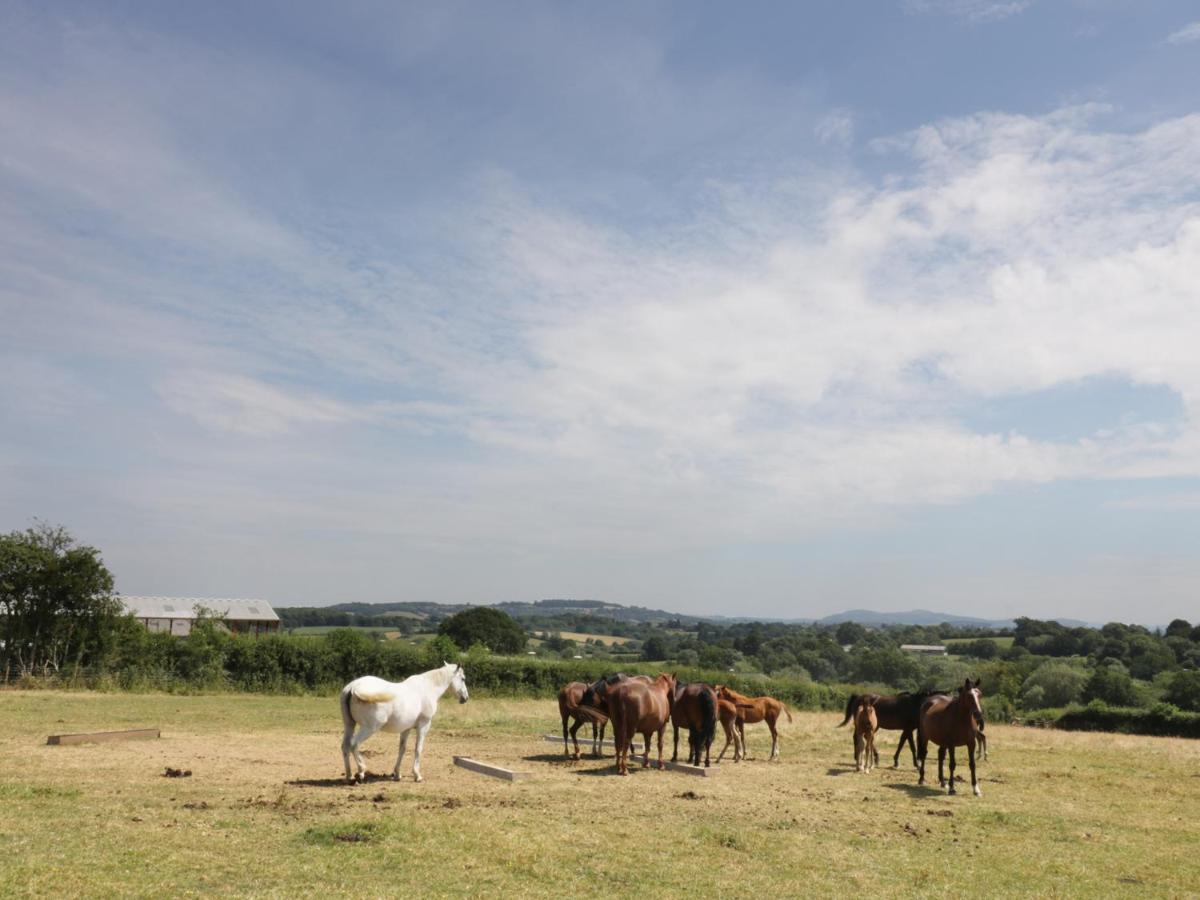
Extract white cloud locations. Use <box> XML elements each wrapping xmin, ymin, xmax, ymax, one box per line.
<box><xmin>904</xmin><ymin>0</ymin><xmax>1035</xmax><ymax>23</ymax></box>
<box><xmin>816</xmin><ymin>109</ymin><xmax>855</xmax><ymax>146</ymax></box>
<box><xmin>1166</xmin><ymin>21</ymin><xmax>1200</xmax><ymax>44</ymax></box>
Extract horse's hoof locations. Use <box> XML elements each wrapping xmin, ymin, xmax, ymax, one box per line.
<box><xmin>413</xmin><ymin>775</ymin><xmax>423</xmax><ymax>783</ymax></box>
<box><xmin>973</xmin><ymin>786</ymin><xmax>982</xmax><ymax>797</ymax></box>
<box><xmin>393</xmin><ymin>773</ymin><xmax>401</xmax><ymax>782</ymax></box>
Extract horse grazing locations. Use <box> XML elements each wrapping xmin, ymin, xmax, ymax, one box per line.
<box><xmin>580</xmin><ymin>672</ymin><xmax>652</xmax><ymax>715</ymax></box>
<box><xmin>715</xmin><ymin>686</ymin><xmax>792</xmax><ymax>760</ymax></box>
<box><xmin>670</xmin><ymin>682</ymin><xmax>718</xmax><ymax>767</ymax></box>
<box><xmin>608</xmin><ymin>673</ymin><xmax>677</xmax><ymax>775</ymax></box>
<box><xmin>558</xmin><ymin>681</ymin><xmax>608</xmax><ymax>759</ymax></box>
<box><xmin>854</xmin><ymin>697</ymin><xmax>878</xmax><ymax>773</ymax></box>
<box><xmin>838</xmin><ymin>689</ymin><xmax>946</xmax><ymax>768</ymax></box>
<box><xmin>340</xmin><ymin>662</ymin><xmax>469</xmax><ymax>784</ymax></box>
<box><xmin>715</xmin><ymin>693</ymin><xmax>744</xmax><ymax>763</ymax></box>
<box><xmin>917</xmin><ymin>679</ymin><xmax>985</xmax><ymax>796</ymax></box>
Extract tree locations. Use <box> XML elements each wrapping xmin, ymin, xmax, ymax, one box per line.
<box><xmin>1083</xmin><ymin>663</ymin><xmax>1138</xmax><ymax>707</ymax></box>
<box><xmin>835</xmin><ymin>621</ymin><xmax>867</xmax><ymax>646</ymax></box>
<box><xmin>0</xmin><ymin>523</ymin><xmax>121</xmax><ymax>679</ymax></box>
<box><xmin>1163</xmin><ymin>670</ymin><xmax>1200</xmax><ymax>712</ymax></box>
<box><xmin>438</xmin><ymin>607</ymin><xmax>525</xmax><ymax>654</ymax></box>
<box><xmin>1165</xmin><ymin>618</ymin><xmax>1192</xmax><ymax>640</ymax></box>
<box><xmin>1019</xmin><ymin>662</ymin><xmax>1088</xmax><ymax>708</ymax></box>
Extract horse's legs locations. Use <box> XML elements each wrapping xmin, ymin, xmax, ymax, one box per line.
<box><xmin>968</xmin><ymin>742</ymin><xmax>980</xmax><ymax>796</ymax></box>
<box><xmin>411</xmin><ymin>720</ymin><xmax>432</xmax><ymax>783</ymax></box>
<box><xmin>947</xmin><ymin>745</ymin><xmax>957</xmax><ymax>795</ymax></box>
<box><xmin>392</xmin><ymin>729</ymin><xmax>411</xmax><ymax>780</ymax></box>
<box><xmin>671</xmin><ymin>723</ymin><xmax>679</xmax><ymax>762</ymax></box>
<box><xmin>916</xmin><ymin>727</ymin><xmax>927</xmax><ymax>785</ymax></box>
<box><xmin>596</xmin><ymin>720</ymin><xmax>606</xmax><ymax>758</ymax></box>
<box><xmin>768</xmin><ymin>717</ymin><xmax>780</xmax><ymax>761</ymax></box>
<box><xmin>937</xmin><ymin>745</ymin><xmax>947</xmax><ymax>788</ymax></box>
<box><xmin>738</xmin><ymin>721</ymin><xmax>747</xmax><ymax>759</ymax></box>
<box><xmin>348</xmin><ymin>720</ymin><xmax>383</xmax><ymax>782</ymax></box>
<box><xmin>656</xmin><ymin>726</ymin><xmax>666</xmax><ymax>770</ymax></box>
<box><xmin>864</xmin><ymin>729</ymin><xmax>874</xmax><ymax>773</ymax></box>
<box><xmin>854</xmin><ymin>727</ymin><xmax>863</xmax><ymax>772</ymax></box>
<box><xmin>569</xmin><ymin>717</ymin><xmax>585</xmax><ymax>760</ymax></box>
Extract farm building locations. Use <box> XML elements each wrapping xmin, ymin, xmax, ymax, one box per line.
<box><xmin>121</xmin><ymin>597</ymin><xmax>281</xmax><ymax>636</ymax></box>
<box><xmin>899</xmin><ymin>644</ymin><xmax>947</xmax><ymax>656</ymax></box>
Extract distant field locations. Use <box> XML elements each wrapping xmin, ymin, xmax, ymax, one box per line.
<box><xmin>534</xmin><ymin>631</ymin><xmax>630</xmax><ymax>646</ymax></box>
<box><xmin>943</xmin><ymin>636</ymin><xmax>1016</xmax><ymax>649</ymax></box>
<box><xmin>2</xmin><ymin>691</ymin><xmax>1197</xmax><ymax>897</ymax></box>
<box><xmin>289</xmin><ymin>626</ymin><xmax>402</xmax><ymax>638</ymax></box>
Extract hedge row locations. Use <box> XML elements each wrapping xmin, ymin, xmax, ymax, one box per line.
<box><xmin>1054</xmin><ymin>702</ymin><xmax>1200</xmax><ymax>739</ymax></box>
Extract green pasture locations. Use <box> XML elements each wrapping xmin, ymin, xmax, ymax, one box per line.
<box><xmin>0</xmin><ymin>691</ymin><xmax>1196</xmax><ymax>898</ymax></box>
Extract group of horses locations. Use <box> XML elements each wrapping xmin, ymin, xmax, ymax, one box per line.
<box><xmin>335</xmin><ymin>662</ymin><xmax>989</xmax><ymax>797</ymax></box>
<box><xmin>559</xmin><ymin>673</ymin><xmax>792</xmax><ymax>775</ymax></box>
<box><xmin>842</xmin><ymin>679</ymin><xmax>988</xmax><ymax>796</ymax></box>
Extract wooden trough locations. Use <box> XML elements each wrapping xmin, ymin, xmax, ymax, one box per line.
<box><xmin>541</xmin><ymin>733</ymin><xmax>645</xmax><ymax>753</ymax></box>
<box><xmin>47</xmin><ymin>728</ymin><xmax>160</xmax><ymax>746</ymax></box>
<box><xmin>453</xmin><ymin>756</ymin><xmax>531</xmax><ymax>782</ymax></box>
<box><xmin>661</xmin><ymin>759</ymin><xmax>719</xmax><ymax>777</ymax></box>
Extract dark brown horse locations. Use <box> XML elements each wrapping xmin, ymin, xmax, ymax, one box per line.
<box><xmin>917</xmin><ymin>679</ymin><xmax>985</xmax><ymax>796</ymax></box>
<box><xmin>670</xmin><ymin>682</ymin><xmax>718</xmax><ymax>767</ymax></box>
<box><xmin>838</xmin><ymin>689</ymin><xmax>947</xmax><ymax>768</ymax></box>
<box><xmin>608</xmin><ymin>673</ymin><xmax>677</xmax><ymax>775</ymax></box>
<box><xmin>557</xmin><ymin>681</ymin><xmax>609</xmax><ymax>759</ymax></box>
<box><xmin>715</xmin><ymin>686</ymin><xmax>792</xmax><ymax>760</ymax></box>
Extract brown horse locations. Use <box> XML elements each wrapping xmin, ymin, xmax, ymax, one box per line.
<box><xmin>715</xmin><ymin>694</ymin><xmax>744</xmax><ymax>763</ymax></box>
<box><xmin>838</xmin><ymin>689</ymin><xmax>948</xmax><ymax>768</ymax></box>
<box><xmin>918</xmin><ymin>679</ymin><xmax>985</xmax><ymax>796</ymax></box>
<box><xmin>580</xmin><ymin>673</ymin><xmax>652</xmax><ymax>715</ymax></box>
<box><xmin>558</xmin><ymin>681</ymin><xmax>609</xmax><ymax>759</ymax></box>
<box><xmin>854</xmin><ymin>696</ymin><xmax>878</xmax><ymax>773</ymax></box>
<box><xmin>608</xmin><ymin>673</ymin><xmax>677</xmax><ymax>775</ymax></box>
<box><xmin>670</xmin><ymin>682</ymin><xmax>718</xmax><ymax>767</ymax></box>
<box><xmin>715</xmin><ymin>686</ymin><xmax>792</xmax><ymax>760</ymax></box>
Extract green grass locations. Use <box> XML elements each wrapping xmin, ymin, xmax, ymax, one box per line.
<box><xmin>943</xmin><ymin>636</ymin><xmax>1016</xmax><ymax>649</ymax></box>
<box><xmin>1</xmin><ymin>690</ymin><xmax>1197</xmax><ymax>897</ymax></box>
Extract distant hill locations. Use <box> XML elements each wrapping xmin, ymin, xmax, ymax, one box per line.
<box><xmin>817</xmin><ymin>608</ymin><xmax>1016</xmax><ymax>629</ymax></box>
<box><xmin>294</xmin><ymin>599</ymin><xmax>1091</xmax><ymax>629</ymax></box>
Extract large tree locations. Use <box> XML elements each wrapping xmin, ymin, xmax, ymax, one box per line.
<box><xmin>0</xmin><ymin>523</ymin><xmax>121</xmax><ymax>678</ymax></box>
<box><xmin>438</xmin><ymin>607</ymin><xmax>526</xmax><ymax>654</ymax></box>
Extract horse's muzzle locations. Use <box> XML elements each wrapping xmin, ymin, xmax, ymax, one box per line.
<box><xmin>459</xmin><ymin>696</ymin><xmax>468</xmax><ymax>704</ymax></box>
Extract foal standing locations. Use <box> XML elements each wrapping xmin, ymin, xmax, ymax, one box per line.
<box><xmin>854</xmin><ymin>696</ymin><xmax>878</xmax><ymax>773</ymax></box>
<box><xmin>917</xmin><ymin>678</ymin><xmax>985</xmax><ymax>796</ymax></box>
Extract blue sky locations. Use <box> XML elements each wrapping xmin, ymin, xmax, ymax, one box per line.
<box><xmin>3</xmin><ymin>1</ymin><xmax>1199</xmax><ymax>622</ymax></box>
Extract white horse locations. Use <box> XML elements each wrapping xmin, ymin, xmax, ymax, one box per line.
<box><xmin>340</xmin><ymin>662</ymin><xmax>469</xmax><ymax>783</ymax></box>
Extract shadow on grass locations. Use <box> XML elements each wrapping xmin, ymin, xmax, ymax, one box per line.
<box><xmin>521</xmin><ymin>752</ymin><xmax>610</xmax><ymax>764</ymax></box>
<box><xmin>881</xmin><ymin>782</ymin><xmax>945</xmax><ymax>799</ymax></box>
<box><xmin>286</xmin><ymin>775</ymin><xmax>393</xmax><ymax>788</ymax></box>
<box><xmin>826</xmin><ymin>766</ymin><xmax>858</xmax><ymax>776</ymax></box>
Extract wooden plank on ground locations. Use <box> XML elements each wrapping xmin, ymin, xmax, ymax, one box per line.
<box><xmin>47</xmin><ymin>728</ymin><xmax>160</xmax><ymax>746</ymax></box>
<box><xmin>453</xmin><ymin>756</ymin><xmax>531</xmax><ymax>781</ymax></box>
<box><xmin>541</xmin><ymin>734</ymin><xmax>645</xmax><ymax>752</ymax></box>
<box><xmin>661</xmin><ymin>759</ymin><xmax>719</xmax><ymax>777</ymax></box>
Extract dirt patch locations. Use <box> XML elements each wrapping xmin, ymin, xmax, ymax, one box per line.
<box><xmin>927</xmin><ymin>809</ymin><xmax>953</xmax><ymax>817</ymax></box>
<box><xmin>677</xmin><ymin>790</ymin><xmax>702</xmax><ymax>800</ymax></box>
<box><xmin>182</xmin><ymin>801</ymin><xmax>210</xmax><ymax>810</ymax></box>
<box><xmin>163</xmin><ymin>767</ymin><xmax>192</xmax><ymax>778</ymax></box>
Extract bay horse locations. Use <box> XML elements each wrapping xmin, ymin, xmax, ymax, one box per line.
<box><xmin>558</xmin><ymin>681</ymin><xmax>608</xmax><ymax>759</ymax></box>
<box><xmin>715</xmin><ymin>686</ymin><xmax>792</xmax><ymax>760</ymax></box>
<box><xmin>608</xmin><ymin>673</ymin><xmax>677</xmax><ymax>775</ymax></box>
<box><xmin>340</xmin><ymin>662</ymin><xmax>469</xmax><ymax>783</ymax></box>
<box><xmin>854</xmin><ymin>696</ymin><xmax>878</xmax><ymax>773</ymax></box>
<box><xmin>580</xmin><ymin>672</ymin><xmax>652</xmax><ymax>714</ymax></box>
<box><xmin>917</xmin><ymin>679</ymin><xmax>985</xmax><ymax>796</ymax></box>
<box><xmin>715</xmin><ymin>693</ymin><xmax>744</xmax><ymax>763</ymax></box>
<box><xmin>838</xmin><ymin>689</ymin><xmax>947</xmax><ymax>768</ymax></box>
<box><xmin>670</xmin><ymin>682</ymin><xmax>718</xmax><ymax>767</ymax></box>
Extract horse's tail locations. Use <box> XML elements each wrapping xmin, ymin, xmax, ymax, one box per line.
<box><xmin>339</xmin><ymin>685</ymin><xmax>355</xmax><ymax>733</ymax></box>
<box><xmin>700</xmin><ymin>688</ymin><xmax>717</xmax><ymax>748</ymax></box>
<box><xmin>781</xmin><ymin>701</ymin><xmax>793</xmax><ymax>724</ymax></box>
<box><xmin>837</xmin><ymin>694</ymin><xmax>859</xmax><ymax>727</ymax></box>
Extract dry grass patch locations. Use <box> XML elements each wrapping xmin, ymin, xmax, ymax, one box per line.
<box><xmin>0</xmin><ymin>691</ymin><xmax>1197</xmax><ymax>897</ymax></box>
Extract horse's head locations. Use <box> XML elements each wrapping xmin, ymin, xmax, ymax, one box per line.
<box><xmin>960</xmin><ymin>678</ymin><xmax>983</xmax><ymax>720</ymax></box>
<box><xmin>447</xmin><ymin>662</ymin><xmax>469</xmax><ymax>704</ymax></box>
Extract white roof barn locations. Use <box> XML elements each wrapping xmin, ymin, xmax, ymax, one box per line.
<box><xmin>121</xmin><ymin>597</ymin><xmax>280</xmax><ymax>636</ymax></box>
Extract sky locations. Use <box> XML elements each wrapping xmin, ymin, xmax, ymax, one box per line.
<box><xmin>2</xmin><ymin>1</ymin><xmax>1199</xmax><ymax>624</ymax></box>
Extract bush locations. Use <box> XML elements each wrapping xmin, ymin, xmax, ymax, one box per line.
<box><xmin>438</xmin><ymin>608</ymin><xmax>526</xmax><ymax>654</ymax></box>
<box><xmin>1083</xmin><ymin>663</ymin><xmax>1139</xmax><ymax>707</ymax></box>
<box><xmin>1020</xmin><ymin>662</ymin><xmax>1088</xmax><ymax>708</ymax></box>
<box><xmin>1163</xmin><ymin>670</ymin><xmax>1200</xmax><ymax>712</ymax></box>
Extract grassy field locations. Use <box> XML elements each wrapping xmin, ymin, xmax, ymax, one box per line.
<box><xmin>533</xmin><ymin>631</ymin><xmax>631</xmax><ymax>646</ymax></box>
<box><xmin>1</xmin><ymin>692</ymin><xmax>1197</xmax><ymax>898</ymax></box>
<box><xmin>943</xmin><ymin>636</ymin><xmax>1016</xmax><ymax>649</ymax></box>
